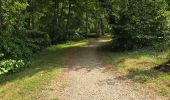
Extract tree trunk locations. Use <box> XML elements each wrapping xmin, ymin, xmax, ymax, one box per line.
<box><xmin>59</xmin><ymin>1</ymin><xmax>64</xmax><ymax>21</ymax></box>
<box><xmin>59</xmin><ymin>1</ymin><xmax>64</xmax><ymax>29</ymax></box>
<box><xmin>56</xmin><ymin>0</ymin><xmax>65</xmax><ymax>33</ymax></box>
<box><xmin>100</xmin><ymin>18</ymin><xmax>104</xmax><ymax>35</ymax></box>
<box><xmin>31</xmin><ymin>14</ymin><xmax>34</xmax><ymax>29</ymax></box>
<box><xmin>85</xmin><ymin>0</ymin><xmax>88</xmax><ymax>38</ymax></box>
<box><xmin>27</xmin><ymin>0</ymin><xmax>34</xmax><ymax>29</ymax></box>
<box><xmin>0</xmin><ymin>0</ymin><xmax>3</xmax><ymax>30</ymax></box>
<box><xmin>53</xmin><ymin>0</ymin><xmax>59</xmax><ymax>30</ymax></box>
<box><xmin>27</xmin><ymin>0</ymin><xmax>31</xmax><ymax>29</ymax></box>
<box><xmin>65</xmin><ymin>0</ymin><xmax>71</xmax><ymax>39</ymax></box>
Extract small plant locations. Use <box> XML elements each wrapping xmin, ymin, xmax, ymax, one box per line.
<box><xmin>0</xmin><ymin>59</ymin><xmax>25</xmax><ymax>75</ymax></box>
<box><xmin>0</xmin><ymin>53</ymin><xmax>4</xmax><ymax>58</ymax></box>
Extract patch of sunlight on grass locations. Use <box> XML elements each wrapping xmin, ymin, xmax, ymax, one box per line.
<box><xmin>0</xmin><ymin>64</ymin><xmax>62</xmax><ymax>100</ymax></box>
<box><xmin>0</xmin><ymin>40</ymin><xmax>90</xmax><ymax>100</ymax></box>
<box><xmin>107</xmin><ymin>48</ymin><xmax>169</xmax><ymax>72</ymax></box>
<box><xmin>50</xmin><ymin>97</ymin><xmax>58</xmax><ymax>100</ymax></box>
<box><xmin>158</xmin><ymin>73</ymin><xmax>170</xmax><ymax>81</ymax></box>
<box><xmin>48</xmin><ymin>40</ymin><xmax>88</xmax><ymax>51</ymax></box>
<box><xmin>138</xmin><ymin>56</ymin><xmax>155</xmax><ymax>62</ymax></box>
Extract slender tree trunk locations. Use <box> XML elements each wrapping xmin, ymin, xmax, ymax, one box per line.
<box><xmin>31</xmin><ymin>14</ymin><xmax>34</xmax><ymax>29</ymax></box>
<box><xmin>66</xmin><ymin>0</ymin><xmax>71</xmax><ymax>39</ymax></box>
<box><xmin>53</xmin><ymin>0</ymin><xmax>59</xmax><ymax>29</ymax></box>
<box><xmin>100</xmin><ymin>18</ymin><xmax>104</xmax><ymax>35</ymax></box>
<box><xmin>27</xmin><ymin>0</ymin><xmax>31</xmax><ymax>29</ymax></box>
<box><xmin>56</xmin><ymin>2</ymin><xmax>60</xmax><ymax>25</ymax></box>
<box><xmin>97</xmin><ymin>19</ymin><xmax>100</xmax><ymax>37</ymax></box>
<box><xmin>59</xmin><ymin>1</ymin><xmax>64</xmax><ymax>21</ymax></box>
<box><xmin>31</xmin><ymin>1</ymin><xmax>35</xmax><ymax>29</ymax></box>
<box><xmin>59</xmin><ymin>1</ymin><xmax>64</xmax><ymax>27</ymax></box>
<box><xmin>57</xmin><ymin>1</ymin><xmax>65</xmax><ymax>33</ymax></box>
<box><xmin>0</xmin><ymin>0</ymin><xmax>3</xmax><ymax>31</ymax></box>
<box><xmin>27</xmin><ymin>0</ymin><xmax>34</xmax><ymax>29</ymax></box>
<box><xmin>85</xmin><ymin>0</ymin><xmax>88</xmax><ymax>38</ymax></box>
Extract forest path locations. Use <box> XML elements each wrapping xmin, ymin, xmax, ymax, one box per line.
<box><xmin>42</xmin><ymin>39</ymin><xmax>166</xmax><ymax>100</ymax></box>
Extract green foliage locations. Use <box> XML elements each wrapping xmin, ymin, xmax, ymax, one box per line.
<box><xmin>0</xmin><ymin>30</ymin><xmax>50</xmax><ymax>59</ymax></box>
<box><xmin>38</xmin><ymin>0</ymin><xmax>108</xmax><ymax>43</ymax></box>
<box><xmin>21</xmin><ymin>30</ymin><xmax>50</xmax><ymax>51</ymax></box>
<box><xmin>0</xmin><ymin>53</ymin><xmax>25</xmax><ymax>75</ymax></box>
<box><xmin>0</xmin><ymin>59</ymin><xmax>25</xmax><ymax>75</ymax></box>
<box><xmin>101</xmin><ymin>0</ymin><xmax>170</xmax><ymax>50</ymax></box>
<box><xmin>1</xmin><ymin>0</ymin><xmax>28</xmax><ymax>30</ymax></box>
<box><xmin>0</xmin><ymin>30</ymin><xmax>50</xmax><ymax>75</ymax></box>
<box><xmin>0</xmin><ymin>53</ymin><xmax>4</xmax><ymax>58</ymax></box>
<box><xmin>1</xmin><ymin>0</ymin><xmax>108</xmax><ymax>44</ymax></box>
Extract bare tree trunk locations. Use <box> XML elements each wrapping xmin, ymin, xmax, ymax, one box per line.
<box><xmin>59</xmin><ymin>1</ymin><xmax>64</xmax><ymax>21</ymax></box>
<box><xmin>57</xmin><ymin>0</ymin><xmax>65</xmax><ymax>33</ymax></box>
<box><xmin>31</xmin><ymin>14</ymin><xmax>34</xmax><ymax>29</ymax></box>
<box><xmin>59</xmin><ymin>1</ymin><xmax>64</xmax><ymax>28</ymax></box>
<box><xmin>85</xmin><ymin>0</ymin><xmax>88</xmax><ymax>38</ymax></box>
<box><xmin>53</xmin><ymin>0</ymin><xmax>59</xmax><ymax>29</ymax></box>
<box><xmin>66</xmin><ymin>0</ymin><xmax>71</xmax><ymax>39</ymax></box>
<box><xmin>0</xmin><ymin>0</ymin><xmax>3</xmax><ymax>30</ymax></box>
<box><xmin>27</xmin><ymin>0</ymin><xmax>32</xmax><ymax>29</ymax></box>
<box><xmin>100</xmin><ymin>18</ymin><xmax>104</xmax><ymax>35</ymax></box>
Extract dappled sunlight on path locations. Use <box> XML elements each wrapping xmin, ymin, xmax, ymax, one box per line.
<box><xmin>42</xmin><ymin>38</ymin><xmax>167</xmax><ymax>100</ymax></box>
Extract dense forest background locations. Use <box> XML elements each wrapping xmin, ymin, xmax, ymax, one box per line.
<box><xmin>0</xmin><ymin>0</ymin><xmax>170</xmax><ymax>75</ymax></box>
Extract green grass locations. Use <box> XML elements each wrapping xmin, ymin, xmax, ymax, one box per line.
<box><xmin>103</xmin><ymin>42</ymin><xmax>170</xmax><ymax>96</ymax></box>
<box><xmin>0</xmin><ymin>40</ymin><xmax>88</xmax><ymax>100</ymax></box>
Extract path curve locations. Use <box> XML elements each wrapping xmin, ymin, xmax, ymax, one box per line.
<box><xmin>43</xmin><ymin>39</ymin><xmax>167</xmax><ymax>100</ymax></box>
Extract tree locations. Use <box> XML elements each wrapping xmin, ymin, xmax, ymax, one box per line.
<box><xmin>0</xmin><ymin>0</ymin><xmax>2</xmax><ymax>31</ymax></box>
<box><xmin>100</xmin><ymin>0</ymin><xmax>169</xmax><ymax>50</ymax></box>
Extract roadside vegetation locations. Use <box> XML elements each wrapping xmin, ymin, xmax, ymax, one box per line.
<box><xmin>0</xmin><ymin>40</ymin><xmax>88</xmax><ymax>100</ymax></box>
<box><xmin>101</xmin><ymin>41</ymin><xmax>170</xmax><ymax>96</ymax></box>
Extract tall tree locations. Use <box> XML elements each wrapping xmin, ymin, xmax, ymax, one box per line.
<box><xmin>0</xmin><ymin>0</ymin><xmax>2</xmax><ymax>31</ymax></box>
<box><xmin>85</xmin><ymin>0</ymin><xmax>88</xmax><ymax>38</ymax></box>
<box><xmin>66</xmin><ymin>0</ymin><xmax>72</xmax><ymax>39</ymax></box>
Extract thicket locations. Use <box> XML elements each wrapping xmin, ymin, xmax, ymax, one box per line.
<box><xmin>100</xmin><ymin>0</ymin><xmax>170</xmax><ymax>50</ymax></box>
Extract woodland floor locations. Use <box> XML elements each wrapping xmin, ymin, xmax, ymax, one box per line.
<box><xmin>40</xmin><ymin>39</ymin><xmax>168</xmax><ymax>100</ymax></box>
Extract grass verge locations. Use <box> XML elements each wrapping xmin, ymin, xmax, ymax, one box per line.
<box><xmin>0</xmin><ymin>40</ymin><xmax>88</xmax><ymax>100</ymax></box>
<box><xmin>102</xmin><ymin>42</ymin><xmax>170</xmax><ymax>97</ymax></box>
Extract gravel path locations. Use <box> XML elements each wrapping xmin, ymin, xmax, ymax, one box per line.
<box><xmin>43</xmin><ymin>39</ymin><xmax>167</xmax><ymax>100</ymax></box>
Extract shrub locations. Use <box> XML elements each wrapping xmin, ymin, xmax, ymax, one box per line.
<box><xmin>0</xmin><ymin>59</ymin><xmax>25</xmax><ymax>75</ymax></box>
<box><xmin>0</xmin><ymin>30</ymin><xmax>50</xmax><ymax>75</ymax></box>
<box><xmin>0</xmin><ymin>30</ymin><xmax>50</xmax><ymax>59</ymax></box>
<box><xmin>22</xmin><ymin>30</ymin><xmax>50</xmax><ymax>50</ymax></box>
<box><xmin>0</xmin><ymin>53</ymin><xmax>25</xmax><ymax>75</ymax></box>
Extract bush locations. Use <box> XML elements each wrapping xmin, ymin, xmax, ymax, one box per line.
<box><xmin>22</xmin><ymin>30</ymin><xmax>50</xmax><ymax>49</ymax></box>
<box><xmin>0</xmin><ymin>30</ymin><xmax>50</xmax><ymax>75</ymax></box>
<box><xmin>20</xmin><ymin>30</ymin><xmax>50</xmax><ymax>53</ymax></box>
<box><xmin>0</xmin><ymin>53</ymin><xmax>25</xmax><ymax>75</ymax></box>
<box><xmin>0</xmin><ymin>59</ymin><xmax>25</xmax><ymax>75</ymax></box>
<box><xmin>0</xmin><ymin>30</ymin><xmax>50</xmax><ymax>59</ymax></box>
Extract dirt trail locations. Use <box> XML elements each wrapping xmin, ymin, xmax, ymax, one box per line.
<box><xmin>42</xmin><ymin>39</ymin><xmax>167</xmax><ymax>100</ymax></box>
